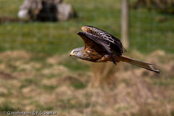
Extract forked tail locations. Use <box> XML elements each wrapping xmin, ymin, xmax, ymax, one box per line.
<box><xmin>116</xmin><ymin>56</ymin><xmax>159</xmax><ymax>73</ymax></box>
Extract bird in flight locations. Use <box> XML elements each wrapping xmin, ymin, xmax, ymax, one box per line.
<box><xmin>70</xmin><ymin>26</ymin><xmax>159</xmax><ymax>73</ymax></box>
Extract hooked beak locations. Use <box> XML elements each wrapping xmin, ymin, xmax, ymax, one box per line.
<box><xmin>70</xmin><ymin>51</ymin><xmax>75</xmax><ymax>57</ymax></box>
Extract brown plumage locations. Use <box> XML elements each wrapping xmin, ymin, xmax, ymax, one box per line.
<box><xmin>70</xmin><ymin>26</ymin><xmax>159</xmax><ymax>73</ymax></box>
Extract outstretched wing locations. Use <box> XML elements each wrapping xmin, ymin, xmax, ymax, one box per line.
<box><xmin>77</xmin><ymin>32</ymin><xmax>105</xmax><ymax>61</ymax></box>
<box><xmin>81</xmin><ymin>26</ymin><xmax>124</xmax><ymax>56</ymax></box>
<box><xmin>77</xmin><ymin>32</ymin><xmax>100</xmax><ymax>50</ymax></box>
<box><xmin>78</xmin><ymin>32</ymin><xmax>116</xmax><ymax>64</ymax></box>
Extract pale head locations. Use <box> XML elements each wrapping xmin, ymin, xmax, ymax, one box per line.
<box><xmin>70</xmin><ymin>47</ymin><xmax>84</xmax><ymax>58</ymax></box>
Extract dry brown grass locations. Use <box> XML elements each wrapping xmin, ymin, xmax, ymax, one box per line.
<box><xmin>0</xmin><ymin>50</ymin><xmax>174</xmax><ymax>116</ymax></box>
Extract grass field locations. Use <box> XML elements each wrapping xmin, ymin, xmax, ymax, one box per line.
<box><xmin>0</xmin><ymin>0</ymin><xmax>174</xmax><ymax>54</ymax></box>
<box><xmin>0</xmin><ymin>0</ymin><xmax>174</xmax><ymax>116</ymax></box>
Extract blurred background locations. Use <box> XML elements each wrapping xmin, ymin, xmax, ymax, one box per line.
<box><xmin>0</xmin><ymin>0</ymin><xmax>174</xmax><ymax>116</ymax></box>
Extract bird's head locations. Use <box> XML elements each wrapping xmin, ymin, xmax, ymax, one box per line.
<box><xmin>70</xmin><ymin>47</ymin><xmax>84</xmax><ymax>58</ymax></box>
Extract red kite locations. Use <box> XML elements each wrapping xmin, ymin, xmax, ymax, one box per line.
<box><xmin>70</xmin><ymin>26</ymin><xmax>159</xmax><ymax>73</ymax></box>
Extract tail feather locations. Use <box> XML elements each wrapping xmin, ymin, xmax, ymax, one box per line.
<box><xmin>116</xmin><ymin>56</ymin><xmax>159</xmax><ymax>73</ymax></box>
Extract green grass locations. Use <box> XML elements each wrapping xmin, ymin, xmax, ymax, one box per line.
<box><xmin>130</xmin><ymin>9</ymin><xmax>174</xmax><ymax>53</ymax></box>
<box><xmin>0</xmin><ymin>0</ymin><xmax>173</xmax><ymax>56</ymax></box>
<box><xmin>1</xmin><ymin>0</ymin><xmax>173</xmax><ymax>72</ymax></box>
<box><xmin>0</xmin><ymin>101</ymin><xmax>21</xmax><ymax>111</ymax></box>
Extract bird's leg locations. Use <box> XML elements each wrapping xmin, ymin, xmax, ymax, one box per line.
<box><xmin>96</xmin><ymin>55</ymin><xmax>110</xmax><ymax>62</ymax></box>
<box><xmin>97</xmin><ymin>55</ymin><xmax>120</xmax><ymax>63</ymax></box>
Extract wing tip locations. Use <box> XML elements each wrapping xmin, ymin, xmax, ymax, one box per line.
<box><xmin>77</xmin><ymin>31</ymin><xmax>86</xmax><ymax>36</ymax></box>
<box><xmin>77</xmin><ymin>31</ymin><xmax>82</xmax><ymax>35</ymax></box>
<box><xmin>111</xmin><ymin>56</ymin><xmax>116</xmax><ymax>65</ymax></box>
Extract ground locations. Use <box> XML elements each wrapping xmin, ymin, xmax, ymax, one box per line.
<box><xmin>0</xmin><ymin>50</ymin><xmax>173</xmax><ymax>116</ymax></box>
